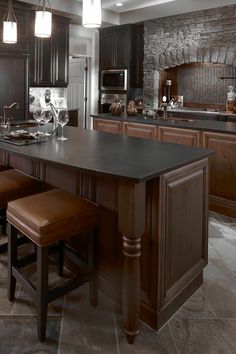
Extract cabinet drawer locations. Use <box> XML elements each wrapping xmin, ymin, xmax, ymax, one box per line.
<box><xmin>123</xmin><ymin>122</ymin><xmax>156</xmax><ymax>139</ymax></box>
<box><xmin>93</xmin><ymin>119</ymin><xmax>122</xmax><ymax>134</ymax></box>
<box><xmin>158</xmin><ymin>126</ymin><xmax>201</xmax><ymax>147</ymax></box>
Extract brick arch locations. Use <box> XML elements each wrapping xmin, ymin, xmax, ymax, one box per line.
<box><xmin>153</xmin><ymin>46</ymin><xmax>236</xmax><ymax>70</ymax></box>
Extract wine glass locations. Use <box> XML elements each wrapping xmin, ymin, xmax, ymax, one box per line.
<box><xmin>42</xmin><ymin>108</ymin><xmax>53</xmax><ymax>136</ymax></box>
<box><xmin>57</xmin><ymin>109</ymin><xmax>69</xmax><ymax>141</ymax></box>
<box><xmin>33</xmin><ymin>106</ymin><xmax>43</xmax><ymax>134</ymax></box>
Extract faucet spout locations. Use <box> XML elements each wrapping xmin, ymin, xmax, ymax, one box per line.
<box><xmin>3</xmin><ymin>102</ymin><xmax>19</xmax><ymax>125</ymax></box>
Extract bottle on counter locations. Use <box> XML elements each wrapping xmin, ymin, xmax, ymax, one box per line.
<box><xmin>226</xmin><ymin>86</ymin><xmax>236</xmax><ymax>114</ymax></box>
<box><xmin>127</xmin><ymin>101</ymin><xmax>137</xmax><ymax>116</ymax></box>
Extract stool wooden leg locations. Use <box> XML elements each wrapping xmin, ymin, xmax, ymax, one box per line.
<box><xmin>8</xmin><ymin>225</ymin><xmax>17</xmax><ymax>302</ymax></box>
<box><xmin>57</xmin><ymin>240</ymin><xmax>64</xmax><ymax>277</ymax></box>
<box><xmin>88</xmin><ymin>226</ymin><xmax>98</xmax><ymax>308</ymax></box>
<box><xmin>37</xmin><ymin>246</ymin><xmax>48</xmax><ymax>342</ymax></box>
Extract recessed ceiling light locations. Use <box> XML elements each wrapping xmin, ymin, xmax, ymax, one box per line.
<box><xmin>115</xmin><ymin>2</ymin><xmax>123</xmax><ymax>6</ymax></box>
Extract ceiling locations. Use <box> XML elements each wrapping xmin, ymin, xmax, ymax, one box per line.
<box><xmin>21</xmin><ymin>0</ymin><xmax>236</xmax><ymax>26</ymax></box>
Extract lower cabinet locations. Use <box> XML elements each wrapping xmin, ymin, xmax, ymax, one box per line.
<box><xmin>203</xmin><ymin>131</ymin><xmax>236</xmax><ymax>218</ymax></box>
<box><xmin>123</xmin><ymin>122</ymin><xmax>156</xmax><ymax>139</ymax></box>
<box><xmin>93</xmin><ymin>117</ymin><xmax>236</xmax><ymax>219</ymax></box>
<box><xmin>93</xmin><ymin>118</ymin><xmax>122</xmax><ymax>134</ymax></box>
<box><xmin>158</xmin><ymin>126</ymin><xmax>201</xmax><ymax>147</ymax></box>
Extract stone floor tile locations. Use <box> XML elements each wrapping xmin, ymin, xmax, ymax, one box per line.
<box><xmin>208</xmin><ymin>241</ymin><xmax>221</xmax><ymax>260</ymax></box>
<box><xmin>59</xmin><ymin>287</ymin><xmax>118</xmax><ymax>354</ymax></box>
<box><xmin>0</xmin><ymin>315</ymin><xmax>61</xmax><ymax>353</ymax></box>
<box><xmin>210</xmin><ymin>238</ymin><xmax>236</xmax><ymax>270</ymax></box>
<box><xmin>208</xmin><ymin>215</ymin><xmax>230</xmax><ymax>239</ymax></box>
<box><xmin>174</xmin><ymin>288</ymin><xmax>216</xmax><ymax>319</ymax></box>
<box><xmin>202</xmin><ymin>258</ymin><xmax>236</xmax><ymax>318</ymax></box>
<box><xmin>170</xmin><ymin>318</ymin><xmax>236</xmax><ymax>354</ymax></box>
<box><xmin>0</xmin><ymin>280</ymin><xmax>20</xmax><ymax>315</ymax></box>
<box><xmin>117</xmin><ymin>319</ymin><xmax>178</xmax><ymax>354</ymax></box>
<box><xmin>13</xmin><ymin>286</ymin><xmax>64</xmax><ymax>316</ymax></box>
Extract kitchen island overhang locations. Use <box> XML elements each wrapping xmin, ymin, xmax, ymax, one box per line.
<box><xmin>0</xmin><ymin>126</ymin><xmax>213</xmax><ymax>344</ymax></box>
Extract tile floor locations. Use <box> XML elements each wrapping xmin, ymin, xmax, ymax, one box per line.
<box><xmin>0</xmin><ymin>211</ymin><xmax>236</xmax><ymax>353</ymax></box>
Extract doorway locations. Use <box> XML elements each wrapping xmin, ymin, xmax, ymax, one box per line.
<box><xmin>67</xmin><ymin>56</ymin><xmax>90</xmax><ymax>128</ymax></box>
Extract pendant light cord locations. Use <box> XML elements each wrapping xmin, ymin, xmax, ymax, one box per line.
<box><xmin>35</xmin><ymin>0</ymin><xmax>52</xmax><ymax>12</ymax></box>
<box><xmin>3</xmin><ymin>0</ymin><xmax>17</xmax><ymax>22</ymax></box>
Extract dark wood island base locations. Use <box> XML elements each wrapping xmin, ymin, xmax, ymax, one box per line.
<box><xmin>0</xmin><ymin>127</ymin><xmax>211</xmax><ymax>343</ymax></box>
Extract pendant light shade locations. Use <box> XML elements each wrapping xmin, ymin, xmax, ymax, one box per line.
<box><xmin>35</xmin><ymin>0</ymin><xmax>52</xmax><ymax>38</ymax></box>
<box><xmin>82</xmin><ymin>0</ymin><xmax>101</xmax><ymax>28</ymax></box>
<box><xmin>3</xmin><ymin>0</ymin><xmax>17</xmax><ymax>44</ymax></box>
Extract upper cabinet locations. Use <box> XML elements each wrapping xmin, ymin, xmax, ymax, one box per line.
<box><xmin>0</xmin><ymin>1</ymin><xmax>30</xmax><ymax>53</ymax></box>
<box><xmin>99</xmin><ymin>24</ymin><xmax>143</xmax><ymax>88</ymax></box>
<box><xmin>29</xmin><ymin>14</ymin><xmax>69</xmax><ymax>87</ymax></box>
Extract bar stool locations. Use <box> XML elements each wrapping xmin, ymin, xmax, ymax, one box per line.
<box><xmin>7</xmin><ymin>188</ymin><xmax>99</xmax><ymax>342</ymax></box>
<box><xmin>0</xmin><ymin>169</ymin><xmax>41</xmax><ymax>249</ymax></box>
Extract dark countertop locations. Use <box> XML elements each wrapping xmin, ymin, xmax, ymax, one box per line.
<box><xmin>0</xmin><ymin>126</ymin><xmax>212</xmax><ymax>183</ymax></box>
<box><xmin>92</xmin><ymin>113</ymin><xmax>236</xmax><ymax>134</ymax></box>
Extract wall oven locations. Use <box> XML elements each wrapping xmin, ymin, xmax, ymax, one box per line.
<box><xmin>100</xmin><ymin>69</ymin><xmax>127</xmax><ymax>91</ymax></box>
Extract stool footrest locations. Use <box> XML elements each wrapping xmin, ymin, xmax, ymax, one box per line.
<box><xmin>12</xmin><ymin>267</ymin><xmax>37</xmax><ymax>298</ymax></box>
<box><xmin>48</xmin><ymin>272</ymin><xmax>93</xmax><ymax>303</ymax></box>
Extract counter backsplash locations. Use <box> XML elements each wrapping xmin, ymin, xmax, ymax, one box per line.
<box><xmin>29</xmin><ymin>87</ymin><xmax>67</xmax><ymax>113</ymax></box>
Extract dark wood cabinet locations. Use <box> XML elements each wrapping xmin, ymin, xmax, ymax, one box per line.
<box><xmin>29</xmin><ymin>15</ymin><xmax>69</xmax><ymax>87</ymax></box>
<box><xmin>0</xmin><ymin>53</ymin><xmax>28</xmax><ymax>121</ymax></box>
<box><xmin>99</xmin><ymin>26</ymin><xmax>130</xmax><ymax>69</ymax></box>
<box><xmin>99</xmin><ymin>24</ymin><xmax>143</xmax><ymax>88</ymax></box>
<box><xmin>203</xmin><ymin>131</ymin><xmax>236</xmax><ymax>218</ymax></box>
<box><xmin>0</xmin><ymin>0</ymin><xmax>30</xmax><ymax>53</ymax></box>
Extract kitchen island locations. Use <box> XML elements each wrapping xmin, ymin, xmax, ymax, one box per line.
<box><xmin>0</xmin><ymin>126</ymin><xmax>212</xmax><ymax>343</ymax></box>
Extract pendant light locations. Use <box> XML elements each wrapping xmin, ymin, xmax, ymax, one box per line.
<box><xmin>3</xmin><ymin>0</ymin><xmax>17</xmax><ymax>44</ymax></box>
<box><xmin>35</xmin><ymin>0</ymin><xmax>52</xmax><ymax>38</ymax></box>
<box><xmin>82</xmin><ymin>0</ymin><xmax>101</xmax><ymax>28</ymax></box>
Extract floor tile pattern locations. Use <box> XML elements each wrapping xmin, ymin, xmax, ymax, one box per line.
<box><xmin>0</xmin><ymin>211</ymin><xmax>236</xmax><ymax>353</ymax></box>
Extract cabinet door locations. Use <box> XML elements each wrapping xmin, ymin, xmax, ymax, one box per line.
<box><xmin>53</xmin><ymin>19</ymin><xmax>69</xmax><ymax>87</ymax></box>
<box><xmin>93</xmin><ymin>119</ymin><xmax>122</xmax><ymax>134</ymax></box>
<box><xmin>158</xmin><ymin>126</ymin><xmax>201</xmax><ymax>147</ymax></box>
<box><xmin>123</xmin><ymin>122</ymin><xmax>156</xmax><ymax>139</ymax></box>
<box><xmin>114</xmin><ymin>28</ymin><xmax>130</xmax><ymax>68</ymax></box>
<box><xmin>29</xmin><ymin>14</ymin><xmax>69</xmax><ymax>87</ymax></box>
<box><xmin>0</xmin><ymin>55</ymin><xmax>28</xmax><ymax>121</ymax></box>
<box><xmin>203</xmin><ymin>131</ymin><xmax>236</xmax><ymax>217</ymax></box>
<box><xmin>99</xmin><ymin>32</ymin><xmax>114</xmax><ymax>69</ymax></box>
<box><xmin>37</xmin><ymin>37</ymin><xmax>54</xmax><ymax>86</ymax></box>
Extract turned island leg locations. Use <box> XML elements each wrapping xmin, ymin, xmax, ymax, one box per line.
<box><xmin>118</xmin><ymin>181</ymin><xmax>146</xmax><ymax>344</ymax></box>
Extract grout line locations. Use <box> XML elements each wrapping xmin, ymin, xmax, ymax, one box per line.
<box><xmin>113</xmin><ymin>312</ymin><xmax>120</xmax><ymax>354</ymax></box>
<box><xmin>199</xmin><ymin>287</ymin><xmax>217</xmax><ymax>319</ymax></box>
<box><xmin>168</xmin><ymin>322</ymin><xmax>180</xmax><ymax>354</ymax></box>
<box><xmin>58</xmin><ymin>295</ymin><xmax>66</xmax><ymax>354</ymax></box>
<box><xmin>11</xmin><ymin>285</ymin><xmax>22</xmax><ymax>315</ymax></box>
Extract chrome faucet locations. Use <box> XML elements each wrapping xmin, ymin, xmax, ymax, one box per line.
<box><xmin>3</xmin><ymin>102</ymin><xmax>19</xmax><ymax>125</ymax></box>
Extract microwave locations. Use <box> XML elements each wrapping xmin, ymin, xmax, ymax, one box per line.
<box><xmin>100</xmin><ymin>69</ymin><xmax>127</xmax><ymax>91</ymax></box>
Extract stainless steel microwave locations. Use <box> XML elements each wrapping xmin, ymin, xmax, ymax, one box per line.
<box><xmin>100</xmin><ymin>69</ymin><xmax>127</xmax><ymax>91</ymax></box>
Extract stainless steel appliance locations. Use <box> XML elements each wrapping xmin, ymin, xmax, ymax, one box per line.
<box><xmin>100</xmin><ymin>69</ymin><xmax>127</xmax><ymax>91</ymax></box>
<box><xmin>100</xmin><ymin>93</ymin><xmax>127</xmax><ymax>113</ymax></box>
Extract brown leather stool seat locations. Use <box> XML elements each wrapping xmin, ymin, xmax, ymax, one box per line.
<box><xmin>0</xmin><ymin>169</ymin><xmax>41</xmax><ymax>248</ymax></box>
<box><xmin>7</xmin><ymin>188</ymin><xmax>99</xmax><ymax>342</ymax></box>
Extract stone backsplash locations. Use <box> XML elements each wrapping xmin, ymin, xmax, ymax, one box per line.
<box><xmin>143</xmin><ymin>4</ymin><xmax>236</xmax><ymax>109</ymax></box>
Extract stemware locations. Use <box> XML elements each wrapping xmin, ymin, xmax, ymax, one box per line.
<box><xmin>33</xmin><ymin>106</ymin><xmax>43</xmax><ymax>134</ymax></box>
<box><xmin>42</xmin><ymin>108</ymin><xmax>53</xmax><ymax>136</ymax></box>
<box><xmin>57</xmin><ymin>109</ymin><xmax>69</xmax><ymax>141</ymax></box>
